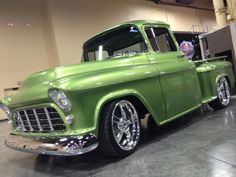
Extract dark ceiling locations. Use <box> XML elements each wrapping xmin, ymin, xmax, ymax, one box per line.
<box><xmin>147</xmin><ymin>0</ymin><xmax>214</xmax><ymax>10</ymax></box>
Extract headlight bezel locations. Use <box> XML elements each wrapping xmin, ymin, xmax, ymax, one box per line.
<box><xmin>48</xmin><ymin>88</ymin><xmax>72</xmax><ymax>112</ymax></box>
<box><xmin>0</xmin><ymin>103</ymin><xmax>12</xmax><ymax>118</ymax></box>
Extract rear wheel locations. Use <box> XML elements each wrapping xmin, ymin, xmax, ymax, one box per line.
<box><xmin>99</xmin><ymin>100</ymin><xmax>141</xmax><ymax>157</ymax></box>
<box><xmin>209</xmin><ymin>77</ymin><xmax>230</xmax><ymax>110</ymax></box>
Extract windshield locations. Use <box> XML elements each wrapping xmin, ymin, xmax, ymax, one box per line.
<box><xmin>83</xmin><ymin>25</ymin><xmax>147</xmax><ymax>62</ymax></box>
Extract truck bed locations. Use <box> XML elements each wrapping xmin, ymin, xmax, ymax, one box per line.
<box><xmin>195</xmin><ymin>56</ymin><xmax>235</xmax><ymax>103</ymax></box>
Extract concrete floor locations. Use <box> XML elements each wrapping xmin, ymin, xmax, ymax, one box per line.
<box><xmin>1</xmin><ymin>97</ymin><xmax>236</xmax><ymax>177</ymax></box>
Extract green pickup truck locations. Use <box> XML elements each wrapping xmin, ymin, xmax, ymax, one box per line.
<box><xmin>1</xmin><ymin>20</ymin><xmax>235</xmax><ymax>157</ymax></box>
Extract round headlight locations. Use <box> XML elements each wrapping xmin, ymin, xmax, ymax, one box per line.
<box><xmin>48</xmin><ymin>89</ymin><xmax>72</xmax><ymax>112</ymax></box>
<box><xmin>0</xmin><ymin>103</ymin><xmax>12</xmax><ymax>118</ymax></box>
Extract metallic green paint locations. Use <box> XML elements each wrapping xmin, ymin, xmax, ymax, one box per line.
<box><xmin>1</xmin><ymin>20</ymin><xmax>235</xmax><ymax>142</ymax></box>
<box><xmin>196</xmin><ymin>59</ymin><xmax>235</xmax><ymax>103</ymax></box>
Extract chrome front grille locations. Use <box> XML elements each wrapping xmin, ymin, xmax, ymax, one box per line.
<box><xmin>14</xmin><ymin>107</ymin><xmax>66</xmax><ymax>132</ymax></box>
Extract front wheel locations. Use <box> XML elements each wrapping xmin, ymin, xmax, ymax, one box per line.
<box><xmin>209</xmin><ymin>77</ymin><xmax>230</xmax><ymax>110</ymax></box>
<box><xmin>99</xmin><ymin>100</ymin><xmax>141</xmax><ymax>157</ymax></box>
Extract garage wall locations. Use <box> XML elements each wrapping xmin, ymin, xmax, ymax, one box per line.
<box><xmin>0</xmin><ymin>0</ymin><xmax>52</xmax><ymax>118</ymax></box>
<box><xmin>0</xmin><ymin>0</ymin><xmax>216</xmax><ymax>119</ymax></box>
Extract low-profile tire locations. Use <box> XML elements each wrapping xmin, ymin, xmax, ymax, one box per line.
<box><xmin>209</xmin><ymin>77</ymin><xmax>230</xmax><ymax>110</ymax></box>
<box><xmin>98</xmin><ymin>100</ymin><xmax>141</xmax><ymax>157</ymax></box>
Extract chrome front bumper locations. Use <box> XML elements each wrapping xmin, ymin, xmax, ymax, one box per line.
<box><xmin>4</xmin><ymin>133</ymin><xmax>98</xmax><ymax>156</ymax></box>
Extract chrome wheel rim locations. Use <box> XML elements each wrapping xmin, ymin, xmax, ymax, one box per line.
<box><xmin>111</xmin><ymin>100</ymin><xmax>140</xmax><ymax>151</ymax></box>
<box><xmin>217</xmin><ymin>77</ymin><xmax>230</xmax><ymax>106</ymax></box>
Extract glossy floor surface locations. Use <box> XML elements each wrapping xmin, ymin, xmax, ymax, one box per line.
<box><xmin>1</xmin><ymin>97</ymin><xmax>236</xmax><ymax>177</ymax></box>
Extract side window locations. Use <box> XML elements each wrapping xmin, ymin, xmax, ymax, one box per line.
<box><xmin>113</xmin><ymin>42</ymin><xmax>146</xmax><ymax>55</ymax></box>
<box><xmin>145</xmin><ymin>27</ymin><xmax>177</xmax><ymax>52</ymax></box>
<box><xmin>88</xmin><ymin>50</ymin><xmax>109</xmax><ymax>61</ymax></box>
<box><xmin>88</xmin><ymin>52</ymin><xmax>95</xmax><ymax>61</ymax></box>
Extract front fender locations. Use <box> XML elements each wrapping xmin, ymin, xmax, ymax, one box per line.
<box><xmin>93</xmin><ymin>89</ymin><xmax>158</xmax><ymax>135</ymax></box>
<box><xmin>50</xmin><ymin>63</ymin><xmax>166</xmax><ymax>136</ymax></box>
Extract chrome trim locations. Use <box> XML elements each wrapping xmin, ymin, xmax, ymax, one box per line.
<box><xmin>33</xmin><ymin>109</ymin><xmax>43</xmax><ymax>131</ymax></box>
<box><xmin>14</xmin><ymin>107</ymin><xmax>65</xmax><ymax>132</ymax></box>
<box><xmin>111</xmin><ymin>100</ymin><xmax>140</xmax><ymax>151</ymax></box>
<box><xmin>16</xmin><ymin>112</ymin><xmax>26</xmax><ymax>131</ymax></box>
<box><xmin>4</xmin><ymin>140</ymin><xmax>98</xmax><ymax>156</ymax></box>
<box><xmin>44</xmin><ymin>108</ymin><xmax>54</xmax><ymax>131</ymax></box>
<box><xmin>4</xmin><ymin>134</ymin><xmax>98</xmax><ymax>156</ymax></box>
<box><xmin>217</xmin><ymin>77</ymin><xmax>230</xmax><ymax>106</ymax></box>
<box><xmin>24</xmin><ymin>110</ymin><xmax>33</xmax><ymax>131</ymax></box>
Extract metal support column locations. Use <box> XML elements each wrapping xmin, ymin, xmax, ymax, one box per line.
<box><xmin>212</xmin><ymin>0</ymin><xmax>227</xmax><ymax>27</ymax></box>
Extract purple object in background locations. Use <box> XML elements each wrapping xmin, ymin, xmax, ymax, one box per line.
<box><xmin>180</xmin><ymin>41</ymin><xmax>195</xmax><ymax>59</ymax></box>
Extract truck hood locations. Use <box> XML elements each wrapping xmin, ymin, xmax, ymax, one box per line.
<box><xmin>9</xmin><ymin>57</ymin><xmax>135</xmax><ymax>108</ymax></box>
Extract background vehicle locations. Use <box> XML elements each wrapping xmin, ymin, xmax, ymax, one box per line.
<box><xmin>1</xmin><ymin>20</ymin><xmax>235</xmax><ymax>157</ymax></box>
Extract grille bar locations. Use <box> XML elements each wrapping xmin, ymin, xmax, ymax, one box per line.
<box><xmin>16</xmin><ymin>112</ymin><xmax>26</xmax><ymax>131</ymax></box>
<box><xmin>33</xmin><ymin>109</ymin><xmax>43</xmax><ymax>131</ymax></box>
<box><xmin>14</xmin><ymin>107</ymin><xmax>66</xmax><ymax>133</ymax></box>
<box><xmin>44</xmin><ymin>108</ymin><xmax>54</xmax><ymax>131</ymax></box>
<box><xmin>24</xmin><ymin>110</ymin><xmax>33</xmax><ymax>131</ymax></box>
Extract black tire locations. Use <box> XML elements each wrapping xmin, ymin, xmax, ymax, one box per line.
<box><xmin>98</xmin><ymin>100</ymin><xmax>141</xmax><ymax>157</ymax></box>
<box><xmin>209</xmin><ymin>77</ymin><xmax>230</xmax><ymax>110</ymax></box>
<box><xmin>147</xmin><ymin>115</ymin><xmax>159</xmax><ymax>136</ymax></box>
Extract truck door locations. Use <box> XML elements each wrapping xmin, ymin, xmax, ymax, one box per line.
<box><xmin>144</xmin><ymin>26</ymin><xmax>202</xmax><ymax>121</ymax></box>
